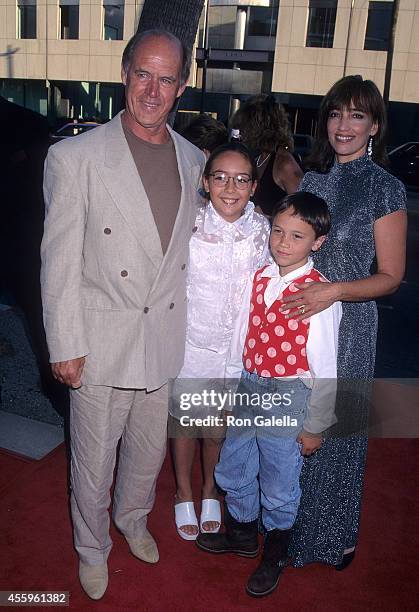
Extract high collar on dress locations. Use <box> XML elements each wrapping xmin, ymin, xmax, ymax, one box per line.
<box><xmin>261</xmin><ymin>258</ymin><xmax>314</xmax><ymax>309</ymax></box>
<box><xmin>331</xmin><ymin>153</ymin><xmax>372</xmax><ymax>176</ymax></box>
<box><xmin>203</xmin><ymin>200</ymin><xmax>256</xmax><ymax>236</ymax></box>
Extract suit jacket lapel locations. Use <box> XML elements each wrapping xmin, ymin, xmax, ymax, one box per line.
<box><xmin>165</xmin><ymin>125</ymin><xmax>202</xmax><ymax>251</ymax></box>
<box><xmin>97</xmin><ymin>112</ymin><xmax>163</xmax><ymax>270</ymax></box>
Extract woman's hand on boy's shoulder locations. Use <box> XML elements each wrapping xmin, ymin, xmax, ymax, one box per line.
<box><xmin>280</xmin><ymin>281</ymin><xmax>340</xmax><ymax>320</ymax></box>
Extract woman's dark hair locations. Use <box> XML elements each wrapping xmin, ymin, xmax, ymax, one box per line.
<box><xmin>307</xmin><ymin>75</ymin><xmax>388</xmax><ymax>172</ymax></box>
<box><xmin>231</xmin><ymin>94</ymin><xmax>293</xmax><ymax>154</ymax></box>
<box><xmin>271</xmin><ymin>192</ymin><xmax>331</xmax><ymax>238</ymax></box>
<box><xmin>181</xmin><ymin>114</ymin><xmax>228</xmax><ymax>153</ymax></box>
<box><xmin>204</xmin><ymin>142</ymin><xmax>258</xmax><ymax>182</ymax></box>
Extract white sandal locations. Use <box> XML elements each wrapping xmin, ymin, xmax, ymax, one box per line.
<box><xmin>200</xmin><ymin>499</ymin><xmax>221</xmax><ymax>533</ymax></box>
<box><xmin>174</xmin><ymin>501</ymin><xmax>199</xmax><ymax>541</ymax></box>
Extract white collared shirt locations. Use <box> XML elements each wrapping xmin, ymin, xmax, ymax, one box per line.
<box><xmin>225</xmin><ymin>259</ymin><xmax>342</xmax><ymax>434</ymax></box>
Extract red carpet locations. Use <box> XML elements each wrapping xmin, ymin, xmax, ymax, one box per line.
<box><xmin>1</xmin><ymin>440</ymin><xmax>418</xmax><ymax>611</ymax></box>
<box><xmin>0</xmin><ymin>449</ymin><xmax>33</xmax><ymax>495</ymax></box>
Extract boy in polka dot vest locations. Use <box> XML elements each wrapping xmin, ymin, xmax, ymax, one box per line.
<box><xmin>196</xmin><ymin>192</ymin><xmax>342</xmax><ymax>598</ymax></box>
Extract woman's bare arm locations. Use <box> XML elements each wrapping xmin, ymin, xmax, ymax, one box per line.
<box><xmin>280</xmin><ymin>209</ymin><xmax>407</xmax><ymax>319</ymax></box>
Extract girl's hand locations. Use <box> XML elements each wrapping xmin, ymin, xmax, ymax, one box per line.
<box><xmin>297</xmin><ymin>431</ymin><xmax>323</xmax><ymax>456</ymax></box>
<box><xmin>279</xmin><ymin>281</ymin><xmax>339</xmax><ymax>320</ymax></box>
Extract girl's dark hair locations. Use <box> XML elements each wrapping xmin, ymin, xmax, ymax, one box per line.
<box><xmin>307</xmin><ymin>75</ymin><xmax>388</xmax><ymax>172</ymax></box>
<box><xmin>181</xmin><ymin>114</ymin><xmax>228</xmax><ymax>153</ymax></box>
<box><xmin>271</xmin><ymin>192</ymin><xmax>331</xmax><ymax>238</ymax></box>
<box><xmin>204</xmin><ymin>142</ymin><xmax>258</xmax><ymax>181</ymax></box>
<box><xmin>231</xmin><ymin>94</ymin><xmax>293</xmax><ymax>153</ymax></box>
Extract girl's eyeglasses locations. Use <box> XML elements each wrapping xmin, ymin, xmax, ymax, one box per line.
<box><xmin>208</xmin><ymin>172</ymin><xmax>252</xmax><ymax>190</ymax></box>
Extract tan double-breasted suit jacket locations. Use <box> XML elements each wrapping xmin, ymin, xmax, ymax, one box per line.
<box><xmin>41</xmin><ymin>112</ymin><xmax>206</xmax><ymax>391</ymax></box>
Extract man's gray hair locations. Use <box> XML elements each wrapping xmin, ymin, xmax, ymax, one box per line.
<box><xmin>122</xmin><ymin>29</ymin><xmax>190</xmax><ymax>86</ymax></box>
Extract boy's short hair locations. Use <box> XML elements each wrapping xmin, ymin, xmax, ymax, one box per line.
<box><xmin>271</xmin><ymin>192</ymin><xmax>331</xmax><ymax>238</ymax></box>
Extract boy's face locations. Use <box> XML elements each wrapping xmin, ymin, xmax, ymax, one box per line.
<box><xmin>270</xmin><ymin>207</ymin><xmax>326</xmax><ymax>275</ymax></box>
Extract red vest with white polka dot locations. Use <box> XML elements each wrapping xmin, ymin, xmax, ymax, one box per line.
<box><xmin>243</xmin><ymin>265</ymin><xmax>326</xmax><ymax>378</ymax></box>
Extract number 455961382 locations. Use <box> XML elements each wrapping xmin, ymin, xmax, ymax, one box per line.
<box><xmin>0</xmin><ymin>592</ymin><xmax>69</xmax><ymax>606</ymax></box>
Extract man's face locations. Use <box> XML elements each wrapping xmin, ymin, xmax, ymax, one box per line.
<box><xmin>121</xmin><ymin>35</ymin><xmax>186</xmax><ymax>142</ymax></box>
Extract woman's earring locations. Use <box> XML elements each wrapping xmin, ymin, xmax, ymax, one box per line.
<box><xmin>367</xmin><ymin>136</ymin><xmax>373</xmax><ymax>158</ymax></box>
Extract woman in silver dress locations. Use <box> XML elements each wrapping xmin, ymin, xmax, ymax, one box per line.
<box><xmin>283</xmin><ymin>75</ymin><xmax>407</xmax><ymax>569</ymax></box>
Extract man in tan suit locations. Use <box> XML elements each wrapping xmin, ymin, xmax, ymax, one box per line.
<box><xmin>41</xmin><ymin>30</ymin><xmax>205</xmax><ymax>600</ymax></box>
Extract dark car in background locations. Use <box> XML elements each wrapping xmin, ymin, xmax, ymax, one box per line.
<box><xmin>51</xmin><ymin>121</ymin><xmax>100</xmax><ymax>140</ymax></box>
<box><xmin>388</xmin><ymin>142</ymin><xmax>419</xmax><ymax>188</ymax></box>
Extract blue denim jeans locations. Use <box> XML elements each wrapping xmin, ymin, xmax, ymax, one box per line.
<box><xmin>215</xmin><ymin>370</ymin><xmax>309</xmax><ymax>531</ymax></box>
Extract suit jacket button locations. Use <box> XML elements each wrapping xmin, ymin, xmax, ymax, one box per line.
<box><xmin>181</xmin><ymin>264</ymin><xmax>186</xmax><ymax>270</ymax></box>
<box><xmin>192</xmin><ymin>226</ymin><xmax>198</xmax><ymax>233</ymax></box>
<box><xmin>144</xmin><ymin>306</ymin><xmax>149</xmax><ymax>314</ymax></box>
<box><xmin>104</xmin><ymin>228</ymin><xmax>111</xmax><ymax>235</ymax></box>
<box><xmin>169</xmin><ymin>302</ymin><xmax>175</xmax><ymax>309</ymax></box>
<box><xmin>120</xmin><ymin>270</ymin><xmax>128</xmax><ymax>277</ymax></box>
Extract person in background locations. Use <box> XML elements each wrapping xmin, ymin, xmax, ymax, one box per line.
<box><xmin>282</xmin><ymin>75</ymin><xmax>407</xmax><ymax>570</ymax></box>
<box><xmin>181</xmin><ymin>113</ymin><xmax>228</xmax><ymax>158</ymax></box>
<box><xmin>231</xmin><ymin>95</ymin><xmax>303</xmax><ymax>216</ymax></box>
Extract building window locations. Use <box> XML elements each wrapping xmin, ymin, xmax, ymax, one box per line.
<box><xmin>60</xmin><ymin>0</ymin><xmax>79</xmax><ymax>40</ymax></box>
<box><xmin>306</xmin><ymin>0</ymin><xmax>337</xmax><ymax>48</ymax></box>
<box><xmin>17</xmin><ymin>0</ymin><xmax>37</xmax><ymax>39</ymax></box>
<box><xmin>202</xmin><ymin>5</ymin><xmax>236</xmax><ymax>49</ymax></box>
<box><xmin>103</xmin><ymin>1</ymin><xmax>124</xmax><ymax>40</ymax></box>
<box><xmin>247</xmin><ymin>6</ymin><xmax>278</xmax><ymax>38</ymax></box>
<box><xmin>364</xmin><ymin>1</ymin><xmax>393</xmax><ymax>51</ymax></box>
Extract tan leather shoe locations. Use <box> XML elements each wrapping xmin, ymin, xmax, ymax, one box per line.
<box><xmin>79</xmin><ymin>562</ymin><xmax>108</xmax><ymax>600</ymax></box>
<box><xmin>126</xmin><ymin>530</ymin><xmax>159</xmax><ymax>563</ymax></box>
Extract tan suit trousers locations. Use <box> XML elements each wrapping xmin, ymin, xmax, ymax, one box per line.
<box><xmin>69</xmin><ymin>384</ymin><xmax>168</xmax><ymax>565</ymax></box>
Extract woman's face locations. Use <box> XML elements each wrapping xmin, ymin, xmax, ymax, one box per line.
<box><xmin>327</xmin><ymin>105</ymin><xmax>378</xmax><ymax>163</ymax></box>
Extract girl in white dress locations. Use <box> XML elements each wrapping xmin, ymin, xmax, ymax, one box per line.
<box><xmin>170</xmin><ymin>142</ymin><xmax>271</xmax><ymax>540</ymax></box>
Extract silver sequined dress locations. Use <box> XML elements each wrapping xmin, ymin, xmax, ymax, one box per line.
<box><xmin>290</xmin><ymin>154</ymin><xmax>406</xmax><ymax>566</ymax></box>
